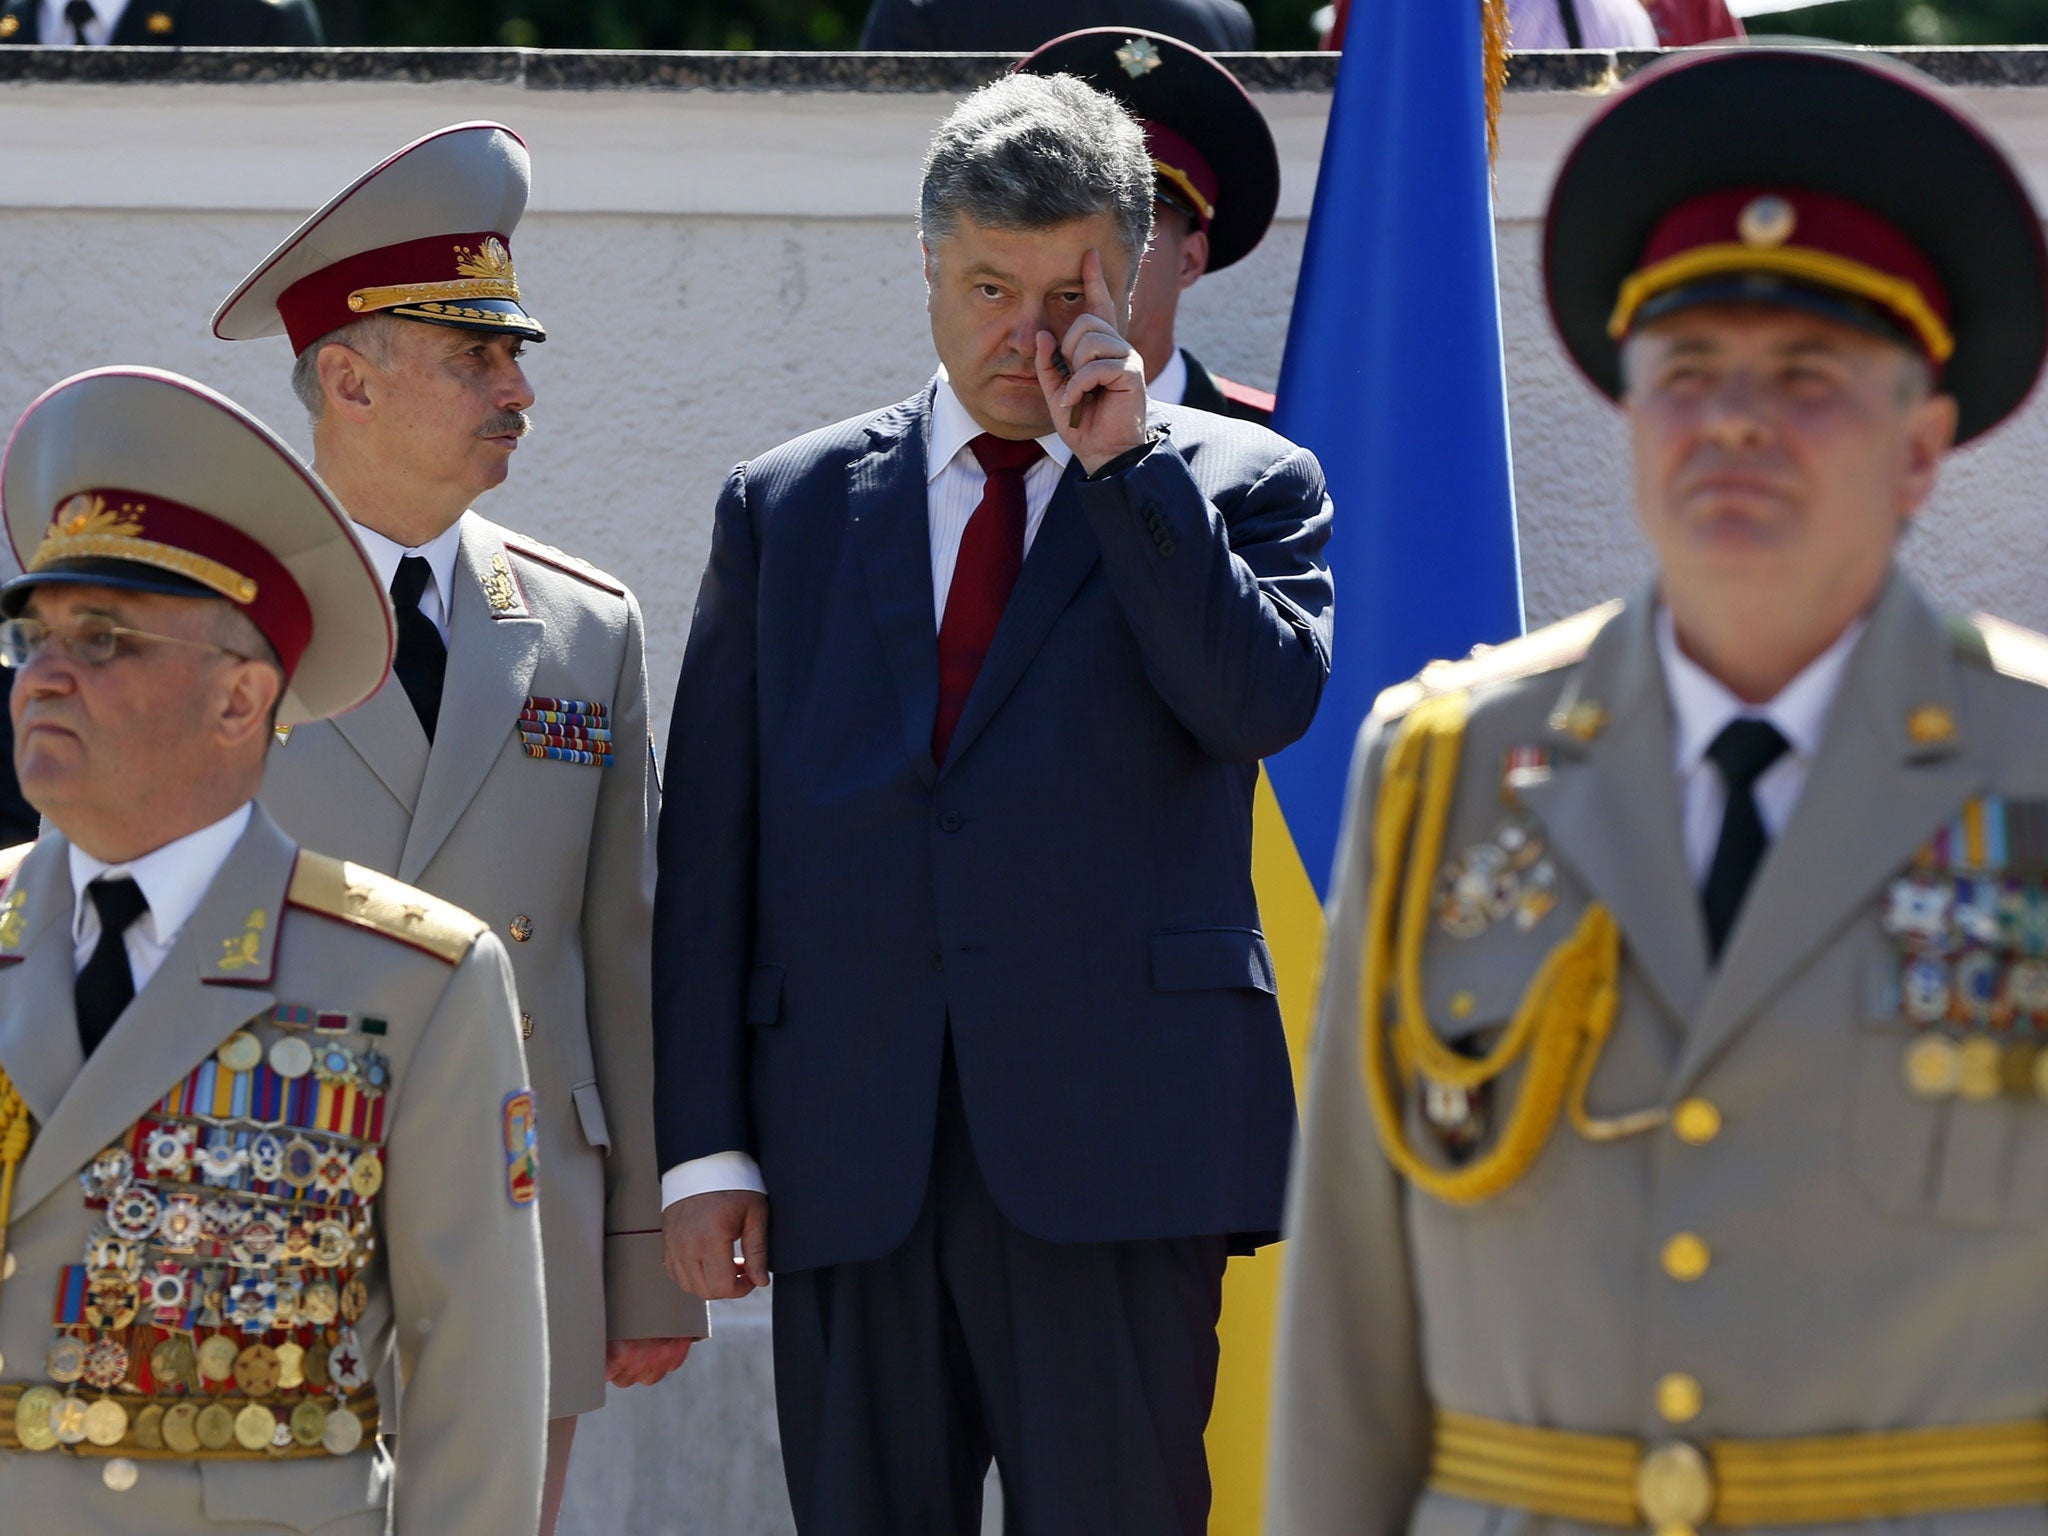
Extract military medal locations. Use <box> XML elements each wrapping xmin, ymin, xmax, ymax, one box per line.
<box><xmin>149</xmin><ymin>1334</ymin><xmax>197</xmax><ymax>1390</ymax></box>
<box><xmin>161</xmin><ymin>1401</ymin><xmax>201</xmax><ymax>1453</ymax></box>
<box><xmin>158</xmin><ymin>1195</ymin><xmax>202</xmax><ymax>1252</ymax></box>
<box><xmin>46</xmin><ymin>1335</ymin><xmax>86</xmax><ymax>1383</ymax></box>
<box><xmin>82</xmin><ymin>1397</ymin><xmax>129</xmax><ymax>1447</ymax></box>
<box><xmin>1958</xmin><ymin>1035</ymin><xmax>2005</xmax><ymax>1101</ymax></box>
<box><xmin>1905</xmin><ymin>1034</ymin><xmax>1963</xmax><ymax>1098</ymax></box>
<box><xmin>52</xmin><ymin>1394</ymin><xmax>90</xmax><ymax>1445</ymax></box>
<box><xmin>196</xmin><ymin>1333</ymin><xmax>238</xmax><ymax>1384</ymax></box>
<box><xmin>276</xmin><ymin>1338</ymin><xmax>306</xmax><ymax>1390</ymax></box>
<box><xmin>82</xmin><ymin>1336</ymin><xmax>129</xmax><ymax>1390</ymax></box>
<box><xmin>195</xmin><ymin>1401</ymin><xmax>236</xmax><ymax>1451</ymax></box>
<box><xmin>269</xmin><ymin>1035</ymin><xmax>314</xmax><ymax>1080</ymax></box>
<box><xmin>233</xmin><ymin>1403</ymin><xmax>277</xmax><ymax>1451</ymax></box>
<box><xmin>132</xmin><ymin>1403</ymin><xmax>165</xmax><ymax>1450</ymax></box>
<box><xmin>217</xmin><ymin>1030</ymin><xmax>264</xmax><ymax>1073</ymax></box>
<box><xmin>14</xmin><ymin>1385</ymin><xmax>62</xmax><ymax>1451</ymax></box>
<box><xmin>322</xmin><ymin>1406</ymin><xmax>364</xmax><ymax>1456</ymax></box>
<box><xmin>143</xmin><ymin>1124</ymin><xmax>195</xmax><ymax>1176</ymax></box>
<box><xmin>328</xmin><ymin>1328</ymin><xmax>367</xmax><ymax>1391</ymax></box>
<box><xmin>290</xmin><ymin>1396</ymin><xmax>328</xmax><ymax>1447</ymax></box>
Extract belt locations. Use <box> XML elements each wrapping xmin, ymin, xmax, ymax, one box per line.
<box><xmin>0</xmin><ymin>1381</ymin><xmax>379</xmax><ymax>1461</ymax></box>
<box><xmin>1431</xmin><ymin>1408</ymin><xmax>2048</xmax><ymax>1535</ymax></box>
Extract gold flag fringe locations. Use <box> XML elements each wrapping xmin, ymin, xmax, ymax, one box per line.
<box><xmin>1484</xmin><ymin>0</ymin><xmax>1509</xmax><ymax>166</ymax></box>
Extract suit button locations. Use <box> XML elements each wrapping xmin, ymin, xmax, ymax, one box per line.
<box><xmin>1672</xmin><ymin>1098</ymin><xmax>1720</xmax><ymax>1145</ymax></box>
<box><xmin>1660</xmin><ymin>1232</ymin><xmax>1710</xmax><ymax>1282</ymax></box>
<box><xmin>1158</xmin><ymin>539</ymin><xmax>1176</xmax><ymax>557</ymax></box>
<box><xmin>509</xmin><ymin>915</ymin><xmax>533</xmax><ymax>943</ymax></box>
<box><xmin>939</xmin><ymin>812</ymin><xmax>963</xmax><ymax>832</ymax></box>
<box><xmin>520</xmin><ymin>1013</ymin><xmax>535</xmax><ymax>1040</ymax></box>
<box><xmin>931</xmin><ymin>953</ymin><xmax>945</xmax><ymax>971</ymax></box>
<box><xmin>1654</xmin><ymin>1372</ymin><xmax>1703</xmax><ymax>1425</ymax></box>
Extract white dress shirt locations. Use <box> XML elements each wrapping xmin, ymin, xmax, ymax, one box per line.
<box><xmin>1149</xmin><ymin>347</ymin><xmax>1190</xmax><ymax>409</ymax></box>
<box><xmin>70</xmin><ymin>802</ymin><xmax>253</xmax><ymax>992</ymax></box>
<box><xmin>39</xmin><ymin>0</ymin><xmax>132</xmax><ymax>43</ymax></box>
<box><xmin>1658</xmin><ymin>608</ymin><xmax>1864</xmax><ymax>886</ymax></box>
<box><xmin>352</xmin><ymin>516</ymin><xmax>466</xmax><ymax>643</ymax></box>
<box><xmin>1507</xmin><ymin>0</ymin><xmax>1657</xmax><ymax>48</ymax></box>
<box><xmin>661</xmin><ymin>373</ymin><xmax>1074</xmax><ymax>1212</ymax></box>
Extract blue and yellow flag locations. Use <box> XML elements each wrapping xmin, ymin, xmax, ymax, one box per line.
<box><xmin>1204</xmin><ymin>1</ymin><xmax>1524</xmax><ymax>1526</ymax></box>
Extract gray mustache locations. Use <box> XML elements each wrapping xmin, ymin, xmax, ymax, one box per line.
<box><xmin>479</xmin><ymin>412</ymin><xmax>531</xmax><ymax>439</ymax></box>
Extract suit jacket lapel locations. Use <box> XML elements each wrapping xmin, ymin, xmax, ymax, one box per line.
<box><xmin>9</xmin><ymin>811</ymin><xmax>290</xmax><ymax>1220</ymax></box>
<box><xmin>323</xmin><ymin>676</ymin><xmax>429</xmax><ymax>815</ymax></box>
<box><xmin>938</xmin><ymin>447</ymin><xmax>1106</xmax><ymax>775</ymax></box>
<box><xmin>0</xmin><ymin>840</ymin><xmax>84</xmax><ymax>1130</ymax></box>
<box><xmin>1177</xmin><ymin>350</ymin><xmax>1227</xmax><ymax>415</ymax></box>
<box><xmin>849</xmin><ymin>393</ymin><xmax>942</xmax><ymax>789</ymax></box>
<box><xmin>400</xmin><ymin>519</ymin><xmax>542</xmax><ymax>883</ymax></box>
<box><xmin>1676</xmin><ymin>571</ymin><xmax>1979</xmax><ymax>1088</ymax></box>
<box><xmin>1514</xmin><ymin>595</ymin><xmax>1711</xmax><ymax>1032</ymax></box>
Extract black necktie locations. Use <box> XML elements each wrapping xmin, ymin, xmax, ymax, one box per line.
<box><xmin>1700</xmin><ymin>718</ymin><xmax>1790</xmax><ymax>960</ymax></box>
<box><xmin>63</xmin><ymin>0</ymin><xmax>94</xmax><ymax>42</ymax></box>
<box><xmin>76</xmin><ymin>877</ymin><xmax>148</xmax><ymax>1057</ymax></box>
<box><xmin>390</xmin><ymin>555</ymin><xmax>447</xmax><ymax>742</ymax></box>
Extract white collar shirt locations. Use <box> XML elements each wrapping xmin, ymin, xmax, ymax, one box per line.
<box><xmin>1150</xmin><ymin>347</ymin><xmax>1190</xmax><ymax>409</ymax></box>
<box><xmin>39</xmin><ymin>0</ymin><xmax>133</xmax><ymax>43</ymax></box>
<box><xmin>352</xmin><ymin>516</ymin><xmax>466</xmax><ymax>643</ymax></box>
<box><xmin>925</xmin><ymin>371</ymin><xmax>1074</xmax><ymax>628</ymax></box>
<box><xmin>1658</xmin><ymin>607</ymin><xmax>1864</xmax><ymax>886</ymax></box>
<box><xmin>69</xmin><ymin>802</ymin><xmax>253</xmax><ymax>991</ymax></box>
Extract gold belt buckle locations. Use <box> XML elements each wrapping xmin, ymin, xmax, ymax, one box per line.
<box><xmin>1636</xmin><ymin>1440</ymin><xmax>1715</xmax><ymax>1536</ymax></box>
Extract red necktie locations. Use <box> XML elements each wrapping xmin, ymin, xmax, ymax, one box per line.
<box><xmin>932</xmin><ymin>433</ymin><xmax>1044</xmax><ymax>763</ymax></box>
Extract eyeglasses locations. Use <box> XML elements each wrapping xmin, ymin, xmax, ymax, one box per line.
<box><xmin>0</xmin><ymin>615</ymin><xmax>253</xmax><ymax>670</ymax></box>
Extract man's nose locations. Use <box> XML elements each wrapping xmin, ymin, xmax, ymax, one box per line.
<box><xmin>499</xmin><ymin>358</ymin><xmax>536</xmax><ymax>413</ymax></box>
<box><xmin>1699</xmin><ymin>375</ymin><xmax>1771</xmax><ymax>446</ymax></box>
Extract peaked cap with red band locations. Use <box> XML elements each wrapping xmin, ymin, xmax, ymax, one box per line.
<box><xmin>1016</xmin><ymin>28</ymin><xmax>1279</xmax><ymax>273</ymax></box>
<box><xmin>212</xmin><ymin>122</ymin><xmax>545</xmax><ymax>354</ymax></box>
<box><xmin>1545</xmin><ymin>48</ymin><xmax>2048</xmax><ymax>444</ymax></box>
<box><xmin>0</xmin><ymin>368</ymin><xmax>393</xmax><ymax>726</ymax></box>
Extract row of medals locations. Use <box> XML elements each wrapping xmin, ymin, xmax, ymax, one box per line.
<box><xmin>13</xmin><ymin>1027</ymin><xmax>387</xmax><ymax>1458</ymax></box>
<box><xmin>1883</xmin><ymin>872</ymin><xmax>2048</xmax><ymax>1102</ymax></box>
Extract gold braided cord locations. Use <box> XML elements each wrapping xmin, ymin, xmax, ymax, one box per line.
<box><xmin>1358</xmin><ymin>690</ymin><xmax>1628</xmax><ymax>1205</ymax></box>
<box><xmin>0</xmin><ymin>1071</ymin><xmax>29</xmax><ymax>1313</ymax></box>
<box><xmin>1483</xmin><ymin>0</ymin><xmax>1508</xmax><ymax>170</ymax></box>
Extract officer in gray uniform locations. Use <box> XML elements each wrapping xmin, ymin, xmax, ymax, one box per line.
<box><xmin>1272</xmin><ymin>49</ymin><xmax>2048</xmax><ymax>1536</ymax></box>
<box><xmin>0</xmin><ymin>366</ymin><xmax>545</xmax><ymax>1533</ymax></box>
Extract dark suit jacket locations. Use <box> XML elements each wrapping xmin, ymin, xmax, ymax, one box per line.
<box><xmin>1181</xmin><ymin>347</ymin><xmax>1275</xmax><ymax>428</ymax></box>
<box><xmin>0</xmin><ymin>0</ymin><xmax>320</xmax><ymax>43</ymax></box>
<box><xmin>859</xmin><ymin>0</ymin><xmax>1253</xmax><ymax>51</ymax></box>
<box><xmin>653</xmin><ymin>385</ymin><xmax>1332</xmax><ymax>1274</ymax></box>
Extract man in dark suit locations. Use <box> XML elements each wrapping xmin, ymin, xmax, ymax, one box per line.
<box><xmin>0</xmin><ymin>0</ymin><xmax>318</xmax><ymax>43</ymax></box>
<box><xmin>860</xmin><ymin>0</ymin><xmax>1252</xmax><ymax>52</ymax></box>
<box><xmin>1020</xmin><ymin>28</ymin><xmax>1282</xmax><ymax>426</ymax></box>
<box><xmin>655</xmin><ymin>70</ymin><xmax>1332</xmax><ymax>1536</ymax></box>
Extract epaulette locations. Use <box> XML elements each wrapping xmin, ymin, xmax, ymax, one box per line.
<box><xmin>500</xmin><ymin>531</ymin><xmax>627</xmax><ymax>597</ymax></box>
<box><xmin>285</xmin><ymin>851</ymin><xmax>486</xmax><ymax>965</ymax></box>
<box><xmin>0</xmin><ymin>841</ymin><xmax>32</xmax><ymax>887</ymax></box>
<box><xmin>1954</xmin><ymin>611</ymin><xmax>2048</xmax><ymax>688</ymax></box>
<box><xmin>1373</xmin><ymin>600</ymin><xmax>1624</xmax><ymax>720</ymax></box>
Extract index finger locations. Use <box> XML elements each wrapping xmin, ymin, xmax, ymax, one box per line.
<box><xmin>1082</xmin><ymin>248</ymin><xmax>1116</xmax><ymax>324</ymax></box>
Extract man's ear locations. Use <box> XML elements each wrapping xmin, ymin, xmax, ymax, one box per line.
<box><xmin>315</xmin><ymin>343</ymin><xmax>377</xmax><ymax>423</ymax></box>
<box><xmin>216</xmin><ymin>660</ymin><xmax>284</xmax><ymax>753</ymax></box>
<box><xmin>1179</xmin><ymin>228</ymin><xmax>1209</xmax><ymax>291</ymax></box>
<box><xmin>1898</xmin><ymin>389</ymin><xmax>1959</xmax><ymax>522</ymax></box>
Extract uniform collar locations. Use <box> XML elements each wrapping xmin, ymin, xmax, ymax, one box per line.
<box><xmin>69</xmin><ymin>800</ymin><xmax>253</xmax><ymax>951</ymax></box>
<box><xmin>926</xmin><ymin>369</ymin><xmax>1073</xmax><ymax>483</ymax></box>
<box><xmin>351</xmin><ymin>515</ymin><xmax>466</xmax><ymax>614</ymax></box>
<box><xmin>1150</xmin><ymin>347</ymin><xmax>1190</xmax><ymax>408</ymax></box>
<box><xmin>1658</xmin><ymin>604</ymin><xmax>1865</xmax><ymax>776</ymax></box>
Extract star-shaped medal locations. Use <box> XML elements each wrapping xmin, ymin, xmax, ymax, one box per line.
<box><xmin>1116</xmin><ymin>37</ymin><xmax>1161</xmax><ymax>78</ymax></box>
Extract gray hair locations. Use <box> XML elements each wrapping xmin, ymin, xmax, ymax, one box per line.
<box><xmin>290</xmin><ymin>312</ymin><xmax>403</xmax><ymax>423</ymax></box>
<box><xmin>919</xmin><ymin>73</ymin><xmax>1154</xmax><ymax>278</ymax></box>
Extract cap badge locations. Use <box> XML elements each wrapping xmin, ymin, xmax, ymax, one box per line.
<box><xmin>1115</xmin><ymin>37</ymin><xmax>1162</xmax><ymax>78</ymax></box>
<box><xmin>54</xmin><ymin>493</ymin><xmax>140</xmax><ymax>543</ymax></box>
<box><xmin>145</xmin><ymin>11</ymin><xmax>171</xmax><ymax>31</ymax></box>
<box><xmin>0</xmin><ymin>14</ymin><xmax>20</xmax><ymax>34</ymax></box>
<box><xmin>30</xmin><ymin>492</ymin><xmax>258</xmax><ymax>605</ymax></box>
<box><xmin>347</xmin><ymin>235</ymin><xmax>521</xmax><ymax>316</ymax></box>
<box><xmin>455</xmin><ymin>237</ymin><xmax>515</xmax><ymax>283</ymax></box>
<box><xmin>1549</xmin><ymin>701</ymin><xmax>1609</xmax><ymax>743</ymax></box>
<box><xmin>1738</xmin><ymin>195</ymin><xmax>1797</xmax><ymax>250</ymax></box>
<box><xmin>1907</xmin><ymin>703</ymin><xmax>1959</xmax><ymax>745</ymax></box>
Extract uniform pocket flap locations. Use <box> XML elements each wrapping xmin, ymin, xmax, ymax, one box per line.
<box><xmin>571</xmin><ymin>1080</ymin><xmax>612</xmax><ymax>1153</ymax></box>
<box><xmin>746</xmin><ymin>964</ymin><xmax>786</xmax><ymax>1025</ymax></box>
<box><xmin>1149</xmin><ymin>927</ymin><xmax>1277</xmax><ymax>994</ymax></box>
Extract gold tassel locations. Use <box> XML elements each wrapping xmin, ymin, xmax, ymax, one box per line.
<box><xmin>1483</xmin><ymin>0</ymin><xmax>1509</xmax><ymax>168</ymax></box>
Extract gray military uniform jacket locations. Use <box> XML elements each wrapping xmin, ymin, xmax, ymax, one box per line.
<box><xmin>1272</xmin><ymin>570</ymin><xmax>2048</xmax><ymax>1535</ymax></box>
<box><xmin>258</xmin><ymin>510</ymin><xmax>698</xmax><ymax>1417</ymax></box>
<box><xmin>0</xmin><ymin>806</ymin><xmax>544</xmax><ymax>1534</ymax></box>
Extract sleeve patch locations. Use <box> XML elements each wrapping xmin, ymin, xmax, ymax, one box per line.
<box><xmin>502</xmin><ymin>1089</ymin><xmax>539</xmax><ymax>1207</ymax></box>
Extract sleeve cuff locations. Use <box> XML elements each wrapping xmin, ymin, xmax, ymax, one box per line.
<box><xmin>661</xmin><ymin>1150</ymin><xmax>767</xmax><ymax>1210</ymax></box>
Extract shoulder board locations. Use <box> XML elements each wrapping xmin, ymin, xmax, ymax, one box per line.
<box><xmin>1215</xmin><ymin>374</ymin><xmax>1277</xmax><ymax>416</ymax></box>
<box><xmin>1954</xmin><ymin>611</ymin><xmax>2048</xmax><ymax>688</ymax></box>
<box><xmin>1373</xmin><ymin>600</ymin><xmax>1625</xmax><ymax>719</ymax></box>
<box><xmin>500</xmin><ymin>532</ymin><xmax>627</xmax><ymax>597</ymax></box>
<box><xmin>0</xmin><ymin>841</ymin><xmax>33</xmax><ymax>887</ymax></box>
<box><xmin>285</xmin><ymin>851</ymin><xmax>486</xmax><ymax>965</ymax></box>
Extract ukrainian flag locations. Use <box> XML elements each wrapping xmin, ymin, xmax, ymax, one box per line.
<box><xmin>1203</xmin><ymin>0</ymin><xmax>1524</xmax><ymax>1526</ymax></box>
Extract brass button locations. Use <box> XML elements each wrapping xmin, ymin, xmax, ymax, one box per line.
<box><xmin>1672</xmin><ymin>1098</ymin><xmax>1720</xmax><ymax>1146</ymax></box>
<box><xmin>1449</xmin><ymin>989</ymin><xmax>1476</xmax><ymax>1019</ymax></box>
<box><xmin>519</xmin><ymin>1012</ymin><xmax>534</xmax><ymax>1040</ymax></box>
<box><xmin>1661</xmin><ymin>1232</ymin><xmax>1711</xmax><ymax>1282</ymax></box>
<box><xmin>1655</xmin><ymin>1371</ymin><xmax>1703</xmax><ymax>1425</ymax></box>
<box><xmin>1636</xmin><ymin>1438</ymin><xmax>1713</xmax><ymax>1535</ymax></box>
<box><xmin>509</xmin><ymin>915</ymin><xmax>533</xmax><ymax>944</ymax></box>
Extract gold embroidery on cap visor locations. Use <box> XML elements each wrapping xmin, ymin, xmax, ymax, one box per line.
<box><xmin>346</xmin><ymin>236</ymin><xmax>522</xmax><ymax>315</ymax></box>
<box><xmin>1608</xmin><ymin>243</ymin><xmax>1956</xmax><ymax>364</ymax></box>
<box><xmin>27</xmin><ymin>495</ymin><xmax>258</xmax><ymax>606</ymax></box>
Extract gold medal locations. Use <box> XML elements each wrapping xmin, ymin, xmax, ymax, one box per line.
<box><xmin>14</xmin><ymin>1384</ymin><xmax>63</xmax><ymax>1451</ymax></box>
<box><xmin>275</xmin><ymin>1339</ymin><xmax>306</xmax><ymax>1390</ymax></box>
<box><xmin>1958</xmin><ymin>1036</ymin><xmax>2004</xmax><ymax>1101</ymax></box>
<box><xmin>149</xmin><ymin>1335</ymin><xmax>197</xmax><ymax>1390</ymax></box>
<box><xmin>52</xmin><ymin>1393</ymin><xmax>90</xmax><ymax>1445</ymax></box>
<box><xmin>1904</xmin><ymin>1034</ymin><xmax>1962</xmax><ymax>1098</ymax></box>
<box><xmin>196</xmin><ymin>1335</ymin><xmax>238</xmax><ymax>1384</ymax></box>
<box><xmin>233</xmin><ymin>1344</ymin><xmax>281</xmax><ymax>1398</ymax></box>
<box><xmin>161</xmin><ymin>1401</ymin><xmax>201</xmax><ymax>1454</ymax></box>
<box><xmin>233</xmin><ymin>1402</ymin><xmax>276</xmax><ymax>1452</ymax></box>
<box><xmin>289</xmin><ymin>1397</ymin><xmax>329</xmax><ymax>1447</ymax></box>
<box><xmin>194</xmin><ymin>1402</ymin><xmax>236</xmax><ymax>1451</ymax></box>
<box><xmin>216</xmin><ymin>1030</ymin><xmax>263</xmax><ymax>1073</ymax></box>
<box><xmin>304</xmin><ymin>1343</ymin><xmax>330</xmax><ymax>1389</ymax></box>
<box><xmin>339</xmin><ymin>1276</ymin><xmax>368</xmax><ymax>1324</ymax></box>
<box><xmin>349</xmin><ymin>1150</ymin><xmax>384</xmax><ymax>1200</ymax></box>
<box><xmin>321</xmin><ymin>1406</ymin><xmax>364</xmax><ymax>1456</ymax></box>
<box><xmin>2004</xmin><ymin>1041</ymin><xmax>2039</xmax><ymax>1098</ymax></box>
<box><xmin>83</xmin><ymin>1396</ymin><xmax>129</xmax><ymax>1447</ymax></box>
<box><xmin>300</xmin><ymin>1280</ymin><xmax>340</xmax><ymax>1326</ymax></box>
<box><xmin>132</xmin><ymin>1403</ymin><xmax>165</xmax><ymax>1450</ymax></box>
